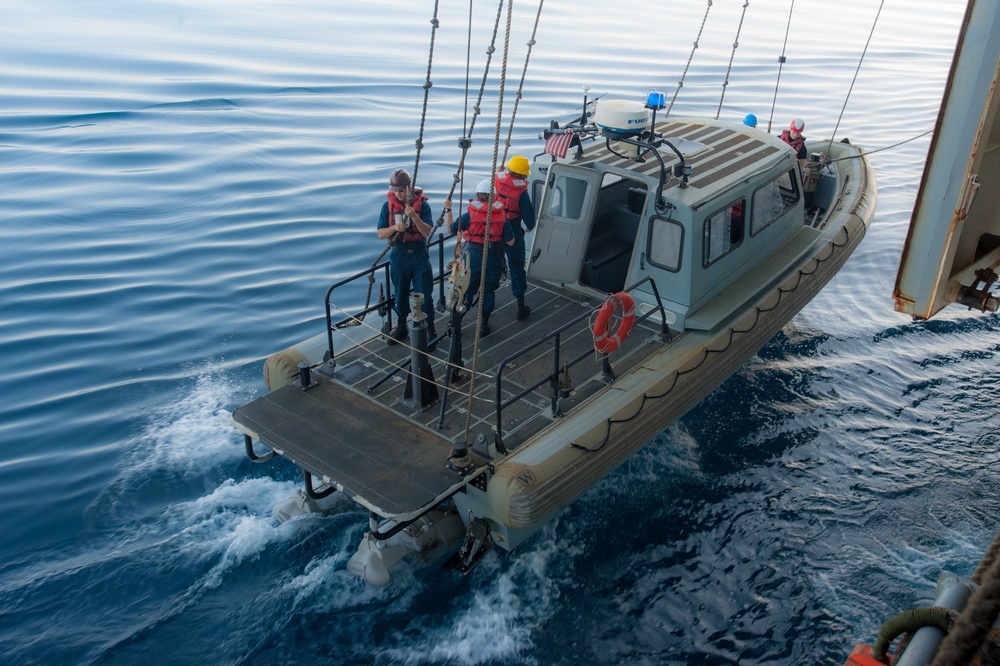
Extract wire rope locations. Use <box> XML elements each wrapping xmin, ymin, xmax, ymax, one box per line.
<box><xmin>715</xmin><ymin>1</ymin><xmax>750</xmax><ymax>120</ymax></box>
<box><xmin>766</xmin><ymin>0</ymin><xmax>795</xmax><ymax>133</ymax></box>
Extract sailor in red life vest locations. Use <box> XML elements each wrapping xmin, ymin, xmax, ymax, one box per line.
<box><xmin>780</xmin><ymin>118</ymin><xmax>808</xmax><ymax>167</ymax></box>
<box><xmin>443</xmin><ymin>179</ymin><xmax>514</xmax><ymax>336</ymax></box>
<box><xmin>494</xmin><ymin>155</ymin><xmax>536</xmax><ymax>321</ymax></box>
<box><xmin>377</xmin><ymin>168</ymin><xmax>436</xmax><ymax>345</ymax></box>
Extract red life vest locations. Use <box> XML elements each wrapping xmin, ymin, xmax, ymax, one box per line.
<box><xmin>494</xmin><ymin>171</ymin><xmax>527</xmax><ymax>222</ymax></box>
<box><xmin>386</xmin><ymin>189</ymin><xmax>429</xmax><ymax>243</ymax></box>
<box><xmin>465</xmin><ymin>198</ymin><xmax>505</xmax><ymax>244</ymax></box>
<box><xmin>779</xmin><ymin>130</ymin><xmax>806</xmax><ymax>154</ymax></box>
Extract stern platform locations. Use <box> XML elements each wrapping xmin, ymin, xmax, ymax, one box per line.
<box><xmin>233</xmin><ymin>375</ymin><xmax>488</xmax><ymax>520</ymax></box>
<box><xmin>233</xmin><ymin>282</ymin><xmax>670</xmax><ymax>523</ymax></box>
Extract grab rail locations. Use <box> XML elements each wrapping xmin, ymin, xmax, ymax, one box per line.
<box><xmin>323</xmin><ymin>232</ymin><xmax>454</xmax><ymax>365</ymax></box>
<box><xmin>492</xmin><ymin>276</ymin><xmax>672</xmax><ymax>453</ymax></box>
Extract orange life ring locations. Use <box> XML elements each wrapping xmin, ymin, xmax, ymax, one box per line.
<box><xmin>593</xmin><ymin>292</ymin><xmax>636</xmax><ymax>354</ymax></box>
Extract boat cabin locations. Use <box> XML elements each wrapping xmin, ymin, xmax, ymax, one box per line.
<box><xmin>528</xmin><ymin>117</ymin><xmax>814</xmax><ymax>331</ymax></box>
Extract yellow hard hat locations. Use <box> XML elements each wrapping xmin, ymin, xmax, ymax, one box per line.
<box><xmin>506</xmin><ymin>155</ymin><xmax>530</xmax><ymax>176</ymax></box>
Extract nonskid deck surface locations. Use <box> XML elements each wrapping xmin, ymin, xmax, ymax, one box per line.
<box><xmin>232</xmin><ymin>376</ymin><xmax>475</xmax><ymax>517</ymax></box>
<box><xmin>233</xmin><ymin>281</ymin><xmax>668</xmax><ymax>518</ymax></box>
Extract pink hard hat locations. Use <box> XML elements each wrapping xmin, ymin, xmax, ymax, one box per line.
<box><xmin>790</xmin><ymin>118</ymin><xmax>805</xmax><ymax>132</ymax></box>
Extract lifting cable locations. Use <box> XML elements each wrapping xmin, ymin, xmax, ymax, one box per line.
<box><xmin>826</xmin><ymin>129</ymin><xmax>934</xmax><ymax>162</ymax></box>
<box><xmin>665</xmin><ymin>0</ymin><xmax>714</xmax><ymax>119</ymax></box>
<box><xmin>715</xmin><ymin>1</ymin><xmax>750</xmax><ymax>120</ymax></box>
<box><xmin>426</xmin><ymin>0</ymin><xmax>507</xmax><ymax>245</ymax></box>
<box><xmin>766</xmin><ymin>0</ymin><xmax>795</xmax><ymax>133</ymax></box>
<box><xmin>825</xmin><ymin>0</ymin><xmax>885</xmax><ymax>160</ymax></box>
<box><xmin>350</xmin><ymin>0</ymin><xmax>504</xmax><ymax>325</ymax></box>
<box><xmin>354</xmin><ymin>1</ymin><xmax>443</xmax><ymax>324</ymax></box>
<box><xmin>500</xmin><ymin>0</ymin><xmax>546</xmax><ymax>167</ymax></box>
<box><xmin>411</xmin><ymin>1</ymin><xmax>442</xmax><ymax>188</ymax></box>
<box><xmin>458</xmin><ymin>0</ymin><xmax>475</xmax><ymax>207</ymax></box>
<box><xmin>456</xmin><ymin>0</ymin><xmax>514</xmax><ymax>466</ymax></box>
<box><xmin>345</xmin><ymin>0</ymin><xmax>547</xmax><ymax>432</ymax></box>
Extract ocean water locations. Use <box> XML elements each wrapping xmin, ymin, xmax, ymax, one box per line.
<box><xmin>1</xmin><ymin>1</ymin><xmax>996</xmax><ymax>664</ymax></box>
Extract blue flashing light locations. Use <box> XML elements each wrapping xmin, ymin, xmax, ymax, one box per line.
<box><xmin>645</xmin><ymin>90</ymin><xmax>666</xmax><ymax>110</ymax></box>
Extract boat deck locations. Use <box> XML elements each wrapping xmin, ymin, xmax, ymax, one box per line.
<box><xmin>232</xmin><ymin>280</ymin><xmax>670</xmax><ymax>519</ymax></box>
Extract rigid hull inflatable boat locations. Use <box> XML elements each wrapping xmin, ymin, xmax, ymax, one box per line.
<box><xmin>232</xmin><ymin>96</ymin><xmax>876</xmax><ymax>586</ymax></box>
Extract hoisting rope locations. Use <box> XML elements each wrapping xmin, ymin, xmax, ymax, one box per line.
<box><xmin>500</xmin><ymin>0</ymin><xmax>545</xmax><ymax>167</ymax></box>
<box><xmin>458</xmin><ymin>0</ymin><xmax>475</xmax><ymax>208</ymax></box>
<box><xmin>426</xmin><ymin>0</ymin><xmax>508</xmax><ymax>248</ymax></box>
<box><xmin>665</xmin><ymin>0</ymin><xmax>714</xmax><ymax>119</ymax></box>
<box><xmin>454</xmin><ymin>0</ymin><xmax>514</xmax><ymax>470</ymax></box>
<box><xmin>826</xmin><ymin>129</ymin><xmax>934</xmax><ymax>162</ymax></box>
<box><xmin>411</xmin><ymin>3</ymin><xmax>442</xmax><ymax>188</ymax></box>
<box><xmin>715</xmin><ymin>1</ymin><xmax>750</xmax><ymax>120</ymax></box>
<box><xmin>973</xmin><ymin>526</ymin><xmax>1000</xmax><ymax>586</ymax></box>
<box><xmin>824</xmin><ymin>0</ymin><xmax>885</xmax><ymax>160</ymax></box>
<box><xmin>354</xmin><ymin>1</ymin><xmax>442</xmax><ymax>325</ymax></box>
<box><xmin>766</xmin><ymin>0</ymin><xmax>794</xmax><ymax>133</ymax></box>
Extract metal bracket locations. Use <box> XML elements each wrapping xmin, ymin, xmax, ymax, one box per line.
<box><xmin>244</xmin><ymin>434</ymin><xmax>274</xmax><ymax>463</ymax></box>
<box><xmin>304</xmin><ymin>470</ymin><xmax>337</xmax><ymax>499</ymax></box>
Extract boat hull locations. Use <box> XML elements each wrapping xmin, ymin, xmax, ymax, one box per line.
<box><xmin>234</xmin><ymin>130</ymin><xmax>876</xmax><ymax>582</ymax></box>
<box><xmin>484</xmin><ymin>139</ymin><xmax>874</xmax><ymax>534</ymax></box>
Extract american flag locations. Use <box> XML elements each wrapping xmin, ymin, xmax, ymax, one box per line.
<box><xmin>544</xmin><ymin>129</ymin><xmax>576</xmax><ymax>159</ymax></box>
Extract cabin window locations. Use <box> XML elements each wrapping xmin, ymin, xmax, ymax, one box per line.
<box><xmin>531</xmin><ymin>181</ymin><xmax>543</xmax><ymax>214</ymax></box>
<box><xmin>647</xmin><ymin>216</ymin><xmax>684</xmax><ymax>272</ymax></box>
<box><xmin>751</xmin><ymin>169</ymin><xmax>799</xmax><ymax>235</ymax></box>
<box><xmin>702</xmin><ymin>198</ymin><xmax>745</xmax><ymax>266</ymax></box>
<box><xmin>545</xmin><ymin>173</ymin><xmax>589</xmax><ymax>220</ymax></box>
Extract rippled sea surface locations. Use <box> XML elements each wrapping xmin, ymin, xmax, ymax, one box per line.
<box><xmin>2</xmin><ymin>1</ymin><xmax>997</xmax><ymax>664</ymax></box>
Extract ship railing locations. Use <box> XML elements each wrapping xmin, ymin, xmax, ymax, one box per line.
<box><xmin>492</xmin><ymin>276</ymin><xmax>672</xmax><ymax>454</ymax></box>
<box><xmin>323</xmin><ymin>232</ymin><xmax>454</xmax><ymax>365</ymax></box>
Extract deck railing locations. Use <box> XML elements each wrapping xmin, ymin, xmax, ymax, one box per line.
<box><xmin>492</xmin><ymin>275</ymin><xmax>672</xmax><ymax>453</ymax></box>
<box><xmin>323</xmin><ymin>232</ymin><xmax>453</xmax><ymax>364</ymax></box>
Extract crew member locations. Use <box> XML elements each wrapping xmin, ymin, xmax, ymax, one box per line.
<box><xmin>780</xmin><ymin>118</ymin><xmax>808</xmax><ymax>168</ymax></box>
<box><xmin>495</xmin><ymin>155</ymin><xmax>536</xmax><ymax>321</ymax></box>
<box><xmin>377</xmin><ymin>168</ymin><xmax>436</xmax><ymax>345</ymax></box>
<box><xmin>444</xmin><ymin>179</ymin><xmax>514</xmax><ymax>336</ymax></box>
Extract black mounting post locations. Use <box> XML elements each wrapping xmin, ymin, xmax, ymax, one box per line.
<box><xmin>601</xmin><ymin>353</ymin><xmax>616</xmax><ymax>384</ymax></box>
<box><xmin>297</xmin><ymin>361</ymin><xmax>316</xmax><ymax>390</ymax></box>
<box><xmin>549</xmin><ymin>334</ymin><xmax>563</xmax><ymax>417</ymax></box>
<box><xmin>437</xmin><ymin>304</ymin><xmax>467</xmax><ymax>430</ymax></box>
<box><xmin>448</xmin><ymin>436</ymin><xmax>476</xmax><ymax>475</ymax></box>
<box><xmin>403</xmin><ymin>294</ymin><xmax>439</xmax><ymax>410</ymax></box>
